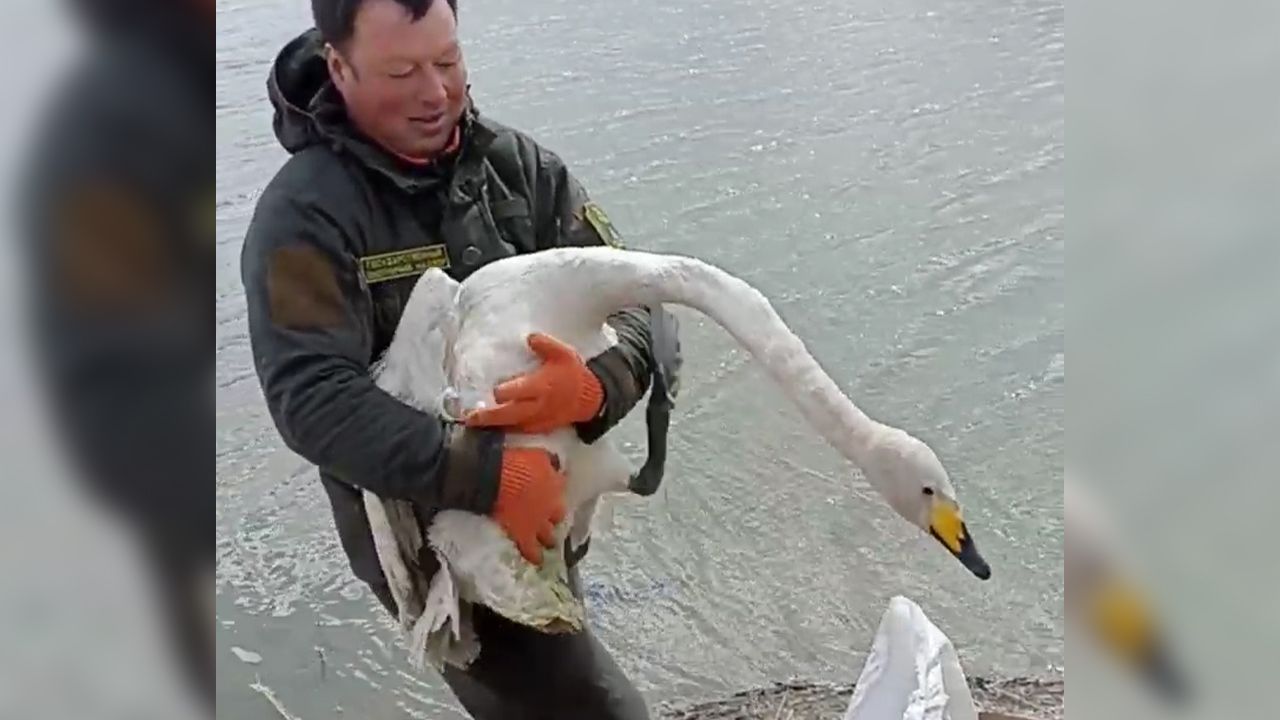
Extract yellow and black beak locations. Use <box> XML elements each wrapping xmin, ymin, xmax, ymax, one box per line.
<box><xmin>1091</xmin><ymin>577</ymin><xmax>1190</xmax><ymax>703</ymax></box>
<box><xmin>929</xmin><ymin>502</ymin><xmax>991</xmax><ymax>580</ymax></box>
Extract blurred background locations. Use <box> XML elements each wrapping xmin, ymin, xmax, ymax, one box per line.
<box><xmin>0</xmin><ymin>0</ymin><xmax>1274</xmax><ymax>718</ymax></box>
<box><xmin>1069</xmin><ymin>0</ymin><xmax>1280</xmax><ymax>717</ymax></box>
<box><xmin>1</xmin><ymin>1</ymin><xmax>209</xmax><ymax>718</ymax></box>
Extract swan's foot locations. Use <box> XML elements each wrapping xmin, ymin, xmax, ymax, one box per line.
<box><xmin>563</xmin><ymin>439</ymin><xmax>631</xmax><ymax>564</ymax></box>
<box><xmin>568</xmin><ymin>496</ymin><xmax>598</xmax><ymax>561</ymax></box>
<box><xmin>568</xmin><ymin>493</ymin><xmax>623</xmax><ymax>565</ymax></box>
<box><xmin>428</xmin><ymin>510</ymin><xmax>586</xmax><ymax>634</ymax></box>
<box><xmin>630</xmin><ymin>305</ymin><xmax>681</xmax><ymax>496</ymax></box>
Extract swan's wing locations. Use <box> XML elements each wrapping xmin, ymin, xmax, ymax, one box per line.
<box><xmin>410</xmin><ymin>553</ymin><xmax>481</xmax><ymax>671</ymax></box>
<box><xmin>363</xmin><ymin>492</ymin><xmax>426</xmax><ymax>629</ymax></box>
<box><xmin>372</xmin><ymin>268</ymin><xmax>460</xmax><ymax>413</ymax></box>
<box><xmin>364</xmin><ymin>269</ymin><xmax>461</xmax><ymax>644</ymax></box>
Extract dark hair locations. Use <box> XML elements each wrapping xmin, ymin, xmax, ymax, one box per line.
<box><xmin>312</xmin><ymin>0</ymin><xmax>458</xmax><ymax>48</ymax></box>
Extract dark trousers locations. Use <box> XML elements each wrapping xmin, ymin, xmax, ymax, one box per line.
<box><xmin>372</xmin><ymin>568</ymin><xmax>650</xmax><ymax>720</ymax></box>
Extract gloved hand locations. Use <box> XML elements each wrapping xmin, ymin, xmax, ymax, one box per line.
<box><xmin>491</xmin><ymin>447</ymin><xmax>567</xmax><ymax>565</ymax></box>
<box><xmin>465</xmin><ymin>333</ymin><xmax>604</xmax><ymax>434</ymax></box>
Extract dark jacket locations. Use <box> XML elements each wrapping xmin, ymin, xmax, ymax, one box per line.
<box><xmin>240</xmin><ymin>29</ymin><xmax>658</xmax><ymax>588</ymax></box>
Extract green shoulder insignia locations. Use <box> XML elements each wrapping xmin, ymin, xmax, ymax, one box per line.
<box><xmin>359</xmin><ymin>244</ymin><xmax>450</xmax><ymax>284</ymax></box>
<box><xmin>582</xmin><ymin>202</ymin><xmax>625</xmax><ymax>249</ymax></box>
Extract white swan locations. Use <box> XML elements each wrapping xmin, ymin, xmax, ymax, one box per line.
<box><xmin>364</xmin><ymin>246</ymin><xmax>991</xmax><ymax>670</ymax></box>
<box><xmin>1065</xmin><ymin>474</ymin><xmax>1187</xmax><ymax>700</ymax></box>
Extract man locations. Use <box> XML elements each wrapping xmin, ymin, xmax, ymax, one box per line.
<box><xmin>240</xmin><ymin>0</ymin><xmax>665</xmax><ymax>716</ymax></box>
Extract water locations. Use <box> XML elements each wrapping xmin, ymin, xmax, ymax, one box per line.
<box><xmin>216</xmin><ymin>0</ymin><xmax>1063</xmax><ymax>716</ymax></box>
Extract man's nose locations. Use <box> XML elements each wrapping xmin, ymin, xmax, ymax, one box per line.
<box><xmin>419</xmin><ymin>68</ymin><xmax>449</xmax><ymax>106</ymax></box>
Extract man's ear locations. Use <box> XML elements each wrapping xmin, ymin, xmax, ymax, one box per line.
<box><xmin>325</xmin><ymin>43</ymin><xmax>352</xmax><ymax>87</ymax></box>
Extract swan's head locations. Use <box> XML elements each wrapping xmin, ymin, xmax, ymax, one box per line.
<box><xmin>862</xmin><ymin>426</ymin><xmax>991</xmax><ymax>580</ymax></box>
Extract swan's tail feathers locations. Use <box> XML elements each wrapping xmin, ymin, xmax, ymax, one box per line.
<box><xmin>428</xmin><ymin>510</ymin><xmax>586</xmax><ymax>635</ymax></box>
<box><xmin>364</xmin><ymin>493</ymin><xmax>482</xmax><ymax>670</ymax></box>
<box><xmin>363</xmin><ymin>493</ymin><xmax>427</xmax><ymax>629</ymax></box>
<box><xmin>411</xmin><ymin>555</ymin><xmax>480</xmax><ymax>671</ymax></box>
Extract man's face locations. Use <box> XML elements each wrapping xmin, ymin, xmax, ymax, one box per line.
<box><xmin>327</xmin><ymin>0</ymin><xmax>467</xmax><ymax>160</ymax></box>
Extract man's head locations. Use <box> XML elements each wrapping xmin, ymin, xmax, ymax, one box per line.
<box><xmin>313</xmin><ymin>0</ymin><xmax>467</xmax><ymax>161</ymax></box>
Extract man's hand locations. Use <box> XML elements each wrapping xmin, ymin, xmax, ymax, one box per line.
<box><xmin>465</xmin><ymin>333</ymin><xmax>604</xmax><ymax>434</ymax></box>
<box><xmin>491</xmin><ymin>447</ymin><xmax>567</xmax><ymax>565</ymax></box>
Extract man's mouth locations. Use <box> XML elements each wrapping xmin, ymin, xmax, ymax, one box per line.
<box><xmin>410</xmin><ymin>112</ymin><xmax>447</xmax><ymax>130</ymax></box>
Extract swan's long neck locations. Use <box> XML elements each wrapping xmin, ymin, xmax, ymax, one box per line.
<box><xmin>576</xmin><ymin>249</ymin><xmax>885</xmax><ymax>466</ymax></box>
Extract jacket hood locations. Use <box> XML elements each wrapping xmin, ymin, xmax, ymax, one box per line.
<box><xmin>268</xmin><ymin>29</ymin><xmax>339</xmax><ymax>154</ymax></box>
<box><xmin>71</xmin><ymin>0</ymin><xmax>210</xmax><ymax>32</ymax></box>
<box><xmin>71</xmin><ymin>0</ymin><xmax>212</xmax><ymax>72</ymax></box>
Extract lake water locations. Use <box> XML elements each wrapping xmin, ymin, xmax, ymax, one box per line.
<box><xmin>215</xmin><ymin>0</ymin><xmax>1063</xmax><ymax>716</ymax></box>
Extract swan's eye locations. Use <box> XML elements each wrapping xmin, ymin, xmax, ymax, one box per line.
<box><xmin>922</xmin><ymin>487</ymin><xmax>935</xmax><ymax>496</ymax></box>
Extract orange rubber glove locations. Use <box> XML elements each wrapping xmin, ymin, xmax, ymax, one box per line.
<box><xmin>465</xmin><ymin>332</ymin><xmax>604</xmax><ymax>434</ymax></box>
<box><xmin>491</xmin><ymin>447</ymin><xmax>567</xmax><ymax>565</ymax></box>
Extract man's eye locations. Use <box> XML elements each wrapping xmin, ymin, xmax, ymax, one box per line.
<box><xmin>388</xmin><ymin>68</ymin><xmax>415</xmax><ymax>79</ymax></box>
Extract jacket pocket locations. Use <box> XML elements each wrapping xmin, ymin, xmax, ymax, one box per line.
<box><xmin>488</xmin><ymin>197</ymin><xmax>536</xmax><ymax>253</ymax></box>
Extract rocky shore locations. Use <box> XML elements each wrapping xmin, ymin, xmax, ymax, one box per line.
<box><xmin>658</xmin><ymin>674</ymin><xmax>1065</xmax><ymax>720</ymax></box>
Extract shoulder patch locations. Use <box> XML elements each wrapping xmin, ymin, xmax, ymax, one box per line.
<box><xmin>54</xmin><ymin>181</ymin><xmax>166</xmax><ymax>310</ymax></box>
<box><xmin>268</xmin><ymin>245</ymin><xmax>347</xmax><ymax>329</ymax></box>
<box><xmin>582</xmin><ymin>202</ymin><xmax>624</xmax><ymax>249</ymax></box>
<box><xmin>359</xmin><ymin>244</ymin><xmax>450</xmax><ymax>284</ymax></box>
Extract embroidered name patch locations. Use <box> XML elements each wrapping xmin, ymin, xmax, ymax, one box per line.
<box><xmin>359</xmin><ymin>244</ymin><xmax>450</xmax><ymax>284</ymax></box>
<box><xmin>582</xmin><ymin>202</ymin><xmax>624</xmax><ymax>249</ymax></box>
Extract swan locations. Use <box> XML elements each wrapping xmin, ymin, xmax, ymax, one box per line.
<box><xmin>363</xmin><ymin>246</ymin><xmax>992</xmax><ymax>670</ymax></box>
<box><xmin>1065</xmin><ymin>474</ymin><xmax>1187</xmax><ymax>701</ymax></box>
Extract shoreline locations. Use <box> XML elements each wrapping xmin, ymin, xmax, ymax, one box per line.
<box><xmin>658</xmin><ymin>674</ymin><xmax>1065</xmax><ymax>720</ymax></box>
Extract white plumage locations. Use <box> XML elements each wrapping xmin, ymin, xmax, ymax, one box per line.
<box><xmin>365</xmin><ymin>246</ymin><xmax>983</xmax><ymax>670</ymax></box>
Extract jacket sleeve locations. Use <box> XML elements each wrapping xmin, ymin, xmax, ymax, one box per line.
<box><xmin>532</xmin><ymin>147</ymin><xmax>663</xmax><ymax>444</ymax></box>
<box><xmin>240</xmin><ymin>179</ymin><xmax>502</xmax><ymax>511</ymax></box>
